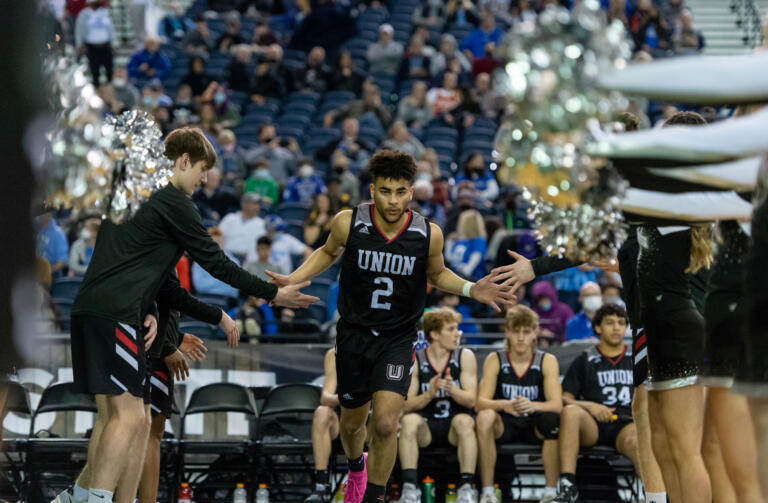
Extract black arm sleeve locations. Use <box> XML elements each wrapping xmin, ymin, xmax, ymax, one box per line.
<box><xmin>164</xmin><ymin>198</ymin><xmax>279</xmax><ymax>301</ymax></box>
<box><xmin>531</xmin><ymin>255</ymin><xmax>576</xmax><ymax>277</ymax></box>
<box><xmin>157</xmin><ymin>274</ymin><xmax>223</xmax><ymax>325</ymax></box>
<box><xmin>160</xmin><ymin>311</ymin><xmax>181</xmax><ymax>359</ymax></box>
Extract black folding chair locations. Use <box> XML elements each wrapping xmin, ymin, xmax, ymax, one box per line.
<box><xmin>175</xmin><ymin>383</ymin><xmax>258</xmax><ymax>502</ymax></box>
<box><xmin>1</xmin><ymin>380</ymin><xmax>31</xmax><ymax>502</ymax></box>
<box><xmin>254</xmin><ymin>384</ymin><xmax>321</xmax><ymax>501</ymax></box>
<box><xmin>24</xmin><ymin>382</ymin><xmax>97</xmax><ymax>501</ymax></box>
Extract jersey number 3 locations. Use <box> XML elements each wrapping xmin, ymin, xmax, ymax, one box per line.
<box><xmin>371</xmin><ymin>277</ymin><xmax>393</xmax><ymax>310</ymax></box>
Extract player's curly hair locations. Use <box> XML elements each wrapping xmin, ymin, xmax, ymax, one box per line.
<box><xmin>368</xmin><ymin>149</ymin><xmax>417</xmax><ymax>184</ymax></box>
<box><xmin>422</xmin><ymin>307</ymin><xmax>461</xmax><ymax>343</ymax></box>
<box><xmin>591</xmin><ymin>303</ymin><xmax>628</xmax><ymax>334</ymax></box>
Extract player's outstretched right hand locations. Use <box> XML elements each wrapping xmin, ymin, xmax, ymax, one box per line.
<box><xmin>272</xmin><ymin>281</ymin><xmax>320</xmax><ymax>309</ymax></box>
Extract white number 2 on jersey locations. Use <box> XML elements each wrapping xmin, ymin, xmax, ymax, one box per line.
<box><xmin>371</xmin><ymin>277</ymin><xmax>393</xmax><ymax>310</ymax></box>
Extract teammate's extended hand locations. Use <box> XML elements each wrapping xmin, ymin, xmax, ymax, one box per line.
<box><xmin>591</xmin><ymin>258</ymin><xmax>619</xmax><ymax>273</ymax></box>
<box><xmin>488</xmin><ymin>251</ymin><xmax>535</xmax><ymax>294</ymax></box>
<box><xmin>471</xmin><ymin>273</ymin><xmax>517</xmax><ymax>312</ymax></box>
<box><xmin>179</xmin><ymin>333</ymin><xmax>207</xmax><ymax>361</ymax></box>
<box><xmin>143</xmin><ymin>314</ymin><xmax>158</xmax><ymax>350</ymax></box>
<box><xmin>587</xmin><ymin>403</ymin><xmax>615</xmax><ymax>423</ymax></box>
<box><xmin>265</xmin><ymin>270</ymin><xmax>293</xmax><ymax>287</ymax></box>
<box><xmin>219</xmin><ymin>310</ymin><xmax>240</xmax><ymax>348</ymax></box>
<box><xmin>164</xmin><ymin>350</ymin><xmax>190</xmax><ymax>381</ymax></box>
<box><xmin>272</xmin><ymin>281</ymin><xmax>320</xmax><ymax>309</ymax></box>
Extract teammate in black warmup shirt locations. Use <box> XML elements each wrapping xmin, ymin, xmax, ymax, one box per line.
<box><xmin>266</xmin><ymin>150</ymin><xmax>514</xmax><ymax>503</ymax></box>
<box><xmin>67</xmin><ymin>128</ymin><xmax>318</xmax><ymax>503</ymax></box>
<box><xmin>554</xmin><ymin>304</ymin><xmax>638</xmax><ymax>503</ymax></box>
<box><xmin>476</xmin><ymin>305</ymin><xmax>561</xmax><ymax>503</ymax></box>
<box><xmin>397</xmin><ymin>308</ymin><xmax>478</xmax><ymax>503</ymax></box>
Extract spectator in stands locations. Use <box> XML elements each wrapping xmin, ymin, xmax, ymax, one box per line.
<box><xmin>396</xmin><ymin>81</ymin><xmax>432</xmax><ymax>129</ymax></box>
<box><xmin>510</xmin><ymin>0</ymin><xmax>537</xmax><ymax>24</ymax></box>
<box><xmin>453</xmin><ymin>152</ymin><xmax>500</xmax><ymax>201</ymax></box>
<box><xmin>191</xmin><ymin>227</ymin><xmax>240</xmax><ymax>299</ymax></box>
<box><xmin>554</xmin><ymin>304</ymin><xmax>639</xmax><ymax>503</ymax></box>
<box><xmin>366</xmin><ymin>24</ymin><xmax>404</xmax><ymax>77</ymax></box>
<box><xmin>304</xmin><ymin>193</ymin><xmax>335</xmax><ymax>249</ymax></box>
<box><xmin>290</xmin><ymin>46</ymin><xmax>331</xmax><ymax>93</ymax></box>
<box><xmin>227</xmin><ymin>45</ymin><xmax>253</xmax><ymax>93</ymax></box>
<box><xmin>673</xmin><ymin>8</ymin><xmax>705</xmax><ymax>53</ymax></box>
<box><xmin>245</xmin><ymin>123</ymin><xmax>303</xmax><ymax>182</ymax></box>
<box><xmin>554</xmin><ymin>264</ymin><xmax>600</xmax><ymax>313</ymax></box>
<box><xmin>97</xmin><ymin>83</ymin><xmax>121</xmax><ymax>115</ymax></box>
<box><xmin>601</xmin><ymin>282</ymin><xmax>624</xmax><ymax>308</ymax></box>
<box><xmin>219</xmin><ymin>192</ymin><xmax>267</xmax><ymax>260</ymax></box>
<box><xmin>202</xmin><ymin>82</ymin><xmax>241</xmax><ymax>129</ymax></box>
<box><xmin>74</xmin><ymin>0</ymin><xmax>114</xmax><ymax>85</ymax></box>
<box><xmin>183</xmin><ymin>14</ymin><xmax>214</xmax><ymax>55</ymax></box>
<box><xmin>192</xmin><ymin>167</ymin><xmax>239</xmax><ymax>221</ymax></box>
<box><xmin>327</xmin><ymin>50</ymin><xmax>365</xmax><ymax>95</ymax></box>
<box><xmin>413</xmin><ymin>25</ymin><xmax>438</xmax><ymax>57</ymax></box>
<box><xmin>181</xmin><ymin>56</ymin><xmax>213</xmax><ymax>98</ymax></box>
<box><xmin>413</xmin><ymin>179</ymin><xmax>446</xmax><ymax>227</ymax></box>
<box><xmin>629</xmin><ymin>0</ymin><xmax>671</xmax><ymax>53</ymax></box>
<box><xmin>607</xmin><ymin>0</ymin><xmax>629</xmax><ymax>27</ymax></box>
<box><xmin>418</xmin><ymin>149</ymin><xmax>450</xmax><ymax>204</ymax></box>
<box><xmin>216</xmin><ymin>12</ymin><xmax>245</xmax><ymax>52</ymax></box>
<box><xmin>128</xmin><ymin>37</ymin><xmax>171</xmax><ymax>82</ymax></box>
<box><xmin>499</xmin><ymin>188</ymin><xmax>532</xmax><ymax>230</ymax></box>
<box><xmin>323</xmin><ymin>83</ymin><xmax>391</xmax><ymax>129</ymax></box>
<box><xmin>251</xmin><ymin>24</ymin><xmax>280</xmax><ymax>51</ymax></box>
<box><xmin>244</xmin><ymin>235</ymin><xmax>284</xmax><ymax>281</ymax></box>
<box><xmin>476</xmin><ymin>305</ymin><xmax>562</xmax><ymax>503</ymax></box>
<box><xmin>326</xmin><ymin>177</ymin><xmax>354</xmax><ymax>212</ymax></box>
<box><xmin>427</xmin><ymin>71</ymin><xmax>461</xmax><ymax>117</ymax></box>
<box><xmin>283</xmin><ymin>158</ymin><xmax>327</xmax><ymax>203</ymax></box>
<box><xmin>111</xmin><ymin>66</ymin><xmax>140</xmax><ymax>110</ymax></box>
<box><xmin>139</xmin><ymin>80</ymin><xmax>173</xmax><ymax>112</ymax></box>
<box><xmin>446</xmin><ymin>0</ymin><xmax>480</xmax><ymax>27</ymax></box>
<box><xmin>531</xmin><ymin>280</ymin><xmax>574</xmax><ymax>345</ymax></box>
<box><xmin>250</xmin><ymin>52</ymin><xmax>286</xmax><ymax>103</ymax></box>
<box><xmin>660</xmin><ymin>0</ymin><xmax>684</xmax><ymax>33</ymax></box>
<box><xmin>381</xmin><ymin>121</ymin><xmax>425</xmax><ymax>158</ymax></box>
<box><xmin>446</xmin><ymin>209</ymin><xmax>487</xmax><ymax>280</ymax></box>
<box><xmin>244</xmin><ymin>160</ymin><xmax>280</xmax><ymax>207</ymax></box>
<box><xmin>445</xmin><ymin>186</ymin><xmax>476</xmax><ymax>234</ymax></box>
<box><xmin>448</xmin><ymin>86</ymin><xmax>482</xmax><ymax>128</ymax></box>
<box><xmin>195</xmin><ymin>102</ymin><xmax>219</xmax><ymax>138</ymax></box>
<box><xmin>474</xmin><ymin>72</ymin><xmax>505</xmax><ymax>118</ymax></box>
<box><xmin>35</xmin><ymin>210</ymin><xmax>69</xmax><ymax>277</ymax></box>
<box><xmin>413</xmin><ymin>0</ymin><xmax>447</xmax><ymax>27</ymax></box>
<box><xmin>68</xmin><ymin>217</ymin><xmax>100</xmax><ymax>276</ymax></box>
<box><xmin>216</xmin><ymin>129</ymin><xmax>248</xmax><ymax>182</ymax></box>
<box><xmin>316</xmin><ymin>117</ymin><xmax>375</xmax><ymax>165</ymax></box>
<box><xmin>259</xmin><ymin>215</ymin><xmax>312</xmax><ymax>273</ymax></box>
<box><xmin>288</xmin><ymin>0</ymin><xmax>355</xmax><ymax>52</ymax></box>
<box><xmin>565</xmin><ymin>281</ymin><xmax>603</xmax><ymax>342</ymax></box>
<box><xmin>159</xmin><ymin>1</ymin><xmax>193</xmax><ymax>42</ymax></box>
<box><xmin>172</xmin><ymin>84</ymin><xmax>196</xmax><ymax>125</ymax></box>
<box><xmin>460</xmin><ymin>10</ymin><xmax>503</xmax><ymax>60</ymax></box>
<box><xmin>430</xmin><ymin>33</ymin><xmax>471</xmax><ymax>78</ymax></box>
<box><xmin>471</xmin><ymin>41</ymin><xmax>501</xmax><ymax>77</ymax></box>
<box><xmin>330</xmin><ymin>150</ymin><xmax>360</xmax><ymax>205</ymax></box>
<box><xmin>398</xmin><ymin>34</ymin><xmax>431</xmax><ymax>83</ymax></box>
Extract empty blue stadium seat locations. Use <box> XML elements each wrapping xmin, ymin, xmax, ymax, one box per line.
<box><xmin>277</xmin><ymin>202</ymin><xmax>311</xmax><ymax>222</ymax></box>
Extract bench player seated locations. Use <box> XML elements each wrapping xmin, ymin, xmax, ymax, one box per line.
<box><xmin>476</xmin><ymin>305</ymin><xmax>562</xmax><ymax>503</ymax></box>
<box><xmin>397</xmin><ymin>308</ymin><xmax>479</xmax><ymax>503</ymax></box>
<box><xmin>554</xmin><ymin>304</ymin><xmax>639</xmax><ymax>503</ymax></box>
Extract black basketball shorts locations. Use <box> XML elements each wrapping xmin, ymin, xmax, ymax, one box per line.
<box><xmin>498</xmin><ymin>412</ymin><xmax>560</xmax><ymax>444</ymax></box>
<box><xmin>423</xmin><ymin>416</ymin><xmax>455</xmax><ymax>448</ymax></box>
<box><xmin>148</xmin><ymin>358</ymin><xmax>175</xmax><ymax>418</ymax></box>
<box><xmin>596</xmin><ymin>418</ymin><xmax>634</xmax><ymax>449</ymax></box>
<box><xmin>335</xmin><ymin>319</ymin><xmax>417</xmax><ymax>409</ymax></box>
<box><xmin>71</xmin><ymin>314</ymin><xmax>147</xmax><ymax>399</ymax></box>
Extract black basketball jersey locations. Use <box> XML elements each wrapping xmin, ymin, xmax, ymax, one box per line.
<box><xmin>415</xmin><ymin>347</ymin><xmax>471</xmax><ymax>419</ymax></box>
<box><xmin>494</xmin><ymin>350</ymin><xmax>546</xmax><ymax>402</ymax></box>
<box><xmin>338</xmin><ymin>204</ymin><xmax>431</xmax><ymax>332</ymax></box>
<box><xmin>562</xmin><ymin>345</ymin><xmax>634</xmax><ymax>417</ymax></box>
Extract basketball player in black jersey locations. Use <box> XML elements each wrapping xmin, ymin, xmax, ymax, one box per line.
<box><xmin>476</xmin><ymin>305</ymin><xmax>562</xmax><ymax>503</ymax></box>
<box><xmin>397</xmin><ymin>308</ymin><xmax>478</xmax><ymax>503</ymax></box>
<box><xmin>265</xmin><ymin>150</ymin><xmax>515</xmax><ymax>503</ymax></box>
<box><xmin>554</xmin><ymin>304</ymin><xmax>638</xmax><ymax>503</ymax></box>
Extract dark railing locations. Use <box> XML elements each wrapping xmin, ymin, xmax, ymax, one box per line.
<box><xmin>732</xmin><ymin>0</ymin><xmax>764</xmax><ymax>48</ymax></box>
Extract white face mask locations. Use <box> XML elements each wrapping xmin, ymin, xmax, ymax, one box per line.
<box><xmin>604</xmin><ymin>295</ymin><xmax>622</xmax><ymax>306</ymax></box>
<box><xmin>113</xmin><ymin>77</ymin><xmax>126</xmax><ymax>87</ymax></box>
<box><xmin>583</xmin><ymin>295</ymin><xmax>603</xmax><ymax>312</ymax></box>
<box><xmin>299</xmin><ymin>165</ymin><xmax>313</xmax><ymax>177</ymax></box>
<box><xmin>80</xmin><ymin>228</ymin><xmax>92</xmax><ymax>241</ymax></box>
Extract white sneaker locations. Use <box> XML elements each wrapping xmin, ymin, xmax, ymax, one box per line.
<box><xmin>52</xmin><ymin>490</ymin><xmax>75</xmax><ymax>503</ymax></box>
<box><xmin>457</xmin><ymin>483</ymin><xmax>478</xmax><ymax>503</ymax></box>
<box><xmin>398</xmin><ymin>482</ymin><xmax>421</xmax><ymax>503</ymax></box>
<box><xmin>479</xmin><ymin>493</ymin><xmax>499</xmax><ymax>503</ymax></box>
<box><xmin>539</xmin><ymin>490</ymin><xmax>557</xmax><ymax>503</ymax></box>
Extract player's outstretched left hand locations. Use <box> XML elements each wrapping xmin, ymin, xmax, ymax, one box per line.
<box><xmin>488</xmin><ymin>250</ymin><xmax>535</xmax><ymax>294</ymax></box>
<box><xmin>265</xmin><ymin>269</ymin><xmax>292</xmax><ymax>287</ymax></box>
<box><xmin>272</xmin><ymin>281</ymin><xmax>321</xmax><ymax>309</ymax></box>
<box><xmin>471</xmin><ymin>273</ymin><xmax>517</xmax><ymax>312</ymax></box>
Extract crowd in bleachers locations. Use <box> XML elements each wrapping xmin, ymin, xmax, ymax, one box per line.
<box><xmin>36</xmin><ymin>0</ymin><xmax>704</xmax><ymax>343</ymax></box>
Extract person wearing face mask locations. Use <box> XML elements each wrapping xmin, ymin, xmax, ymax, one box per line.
<box><xmin>565</xmin><ymin>282</ymin><xmax>604</xmax><ymax>342</ymax></box>
<box><xmin>69</xmin><ymin>218</ymin><xmax>101</xmax><ymax>276</ymax></box>
<box><xmin>215</xmin><ymin>129</ymin><xmax>247</xmax><ymax>183</ymax></box>
<box><xmin>244</xmin><ymin>160</ymin><xmax>279</xmax><ymax>207</ymax></box>
<box><xmin>330</xmin><ymin>150</ymin><xmax>360</xmax><ymax>205</ymax></box>
<box><xmin>413</xmin><ymin>179</ymin><xmax>445</xmax><ymax>227</ymax></box>
<box><xmin>202</xmin><ymin>83</ymin><xmax>240</xmax><ymax>129</ymax></box>
<box><xmin>282</xmin><ymin>159</ymin><xmax>327</xmax><ymax>203</ymax></box>
<box><xmin>531</xmin><ymin>281</ymin><xmax>574</xmax><ymax>346</ymax></box>
<box><xmin>111</xmin><ymin>66</ymin><xmax>139</xmax><ymax>110</ymax></box>
<box><xmin>453</xmin><ymin>152</ymin><xmax>499</xmax><ymax>202</ymax></box>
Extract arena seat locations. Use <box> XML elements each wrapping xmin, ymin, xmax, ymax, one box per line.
<box><xmin>176</xmin><ymin>383</ymin><xmax>258</xmax><ymax>501</ymax></box>
<box><xmin>51</xmin><ymin>276</ymin><xmax>83</xmax><ymax>301</ymax></box>
<box><xmin>178</xmin><ymin>320</ymin><xmax>220</xmax><ymax>340</ymax></box>
<box><xmin>0</xmin><ymin>380</ymin><xmax>31</xmax><ymax>502</ymax></box>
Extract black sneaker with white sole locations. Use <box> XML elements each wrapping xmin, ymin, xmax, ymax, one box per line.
<box><xmin>553</xmin><ymin>484</ymin><xmax>578</xmax><ymax>503</ymax></box>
